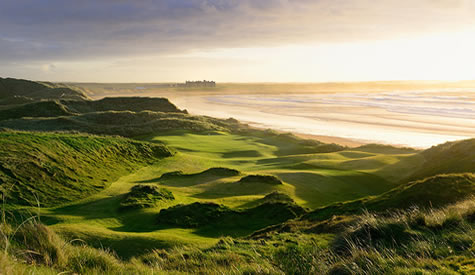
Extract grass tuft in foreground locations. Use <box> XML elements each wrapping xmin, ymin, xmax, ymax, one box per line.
<box><xmin>1</xmin><ymin>197</ymin><xmax>473</xmax><ymax>274</ymax></box>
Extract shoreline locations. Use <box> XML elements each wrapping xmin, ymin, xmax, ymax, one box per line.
<box><xmin>86</xmin><ymin>88</ymin><xmax>474</xmax><ymax>149</ymax></box>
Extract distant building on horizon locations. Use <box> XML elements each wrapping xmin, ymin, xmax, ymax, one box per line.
<box><xmin>171</xmin><ymin>80</ymin><xmax>216</xmax><ymax>88</ymax></box>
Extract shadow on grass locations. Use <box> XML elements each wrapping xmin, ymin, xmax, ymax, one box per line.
<box><xmin>192</xmin><ymin>180</ymin><xmax>279</xmax><ymax>199</ymax></box>
<box><xmin>136</xmin><ymin>167</ymin><xmax>241</xmax><ymax>187</ymax></box>
<box><xmin>48</xmin><ymin>195</ymin><xmax>174</xmax><ymax>234</ymax></box>
<box><xmin>221</xmin><ymin>150</ymin><xmax>262</xmax><ymax>158</ymax></box>
<box><xmin>276</xmin><ymin>171</ymin><xmax>391</xmax><ymax>208</ymax></box>
<box><xmin>49</xmin><ymin>195</ymin><xmax>123</xmax><ymax>221</ymax></box>
<box><xmin>72</xmin><ymin>231</ymin><xmax>175</xmax><ymax>260</ymax></box>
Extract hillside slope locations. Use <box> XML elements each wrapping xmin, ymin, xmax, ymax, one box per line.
<box><xmin>0</xmin><ymin>77</ymin><xmax>89</xmax><ymax>101</ymax></box>
<box><xmin>0</xmin><ymin>96</ymin><xmax>184</xmax><ymax>120</ymax></box>
<box><xmin>62</xmin><ymin>97</ymin><xmax>185</xmax><ymax>113</ymax></box>
<box><xmin>0</xmin><ymin>101</ymin><xmax>73</xmax><ymax>120</ymax></box>
<box><xmin>303</xmin><ymin>173</ymin><xmax>475</xmax><ymax>221</ymax></box>
<box><xmin>0</xmin><ymin>111</ymin><xmax>236</xmax><ymax>137</ymax></box>
<box><xmin>0</xmin><ymin>131</ymin><xmax>172</xmax><ymax>206</ymax></box>
<box><xmin>408</xmin><ymin>138</ymin><xmax>475</xmax><ymax>180</ymax></box>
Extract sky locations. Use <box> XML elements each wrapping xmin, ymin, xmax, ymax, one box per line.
<box><xmin>1</xmin><ymin>0</ymin><xmax>475</xmax><ymax>82</ymax></box>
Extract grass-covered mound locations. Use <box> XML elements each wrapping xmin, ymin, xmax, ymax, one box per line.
<box><xmin>353</xmin><ymin>143</ymin><xmax>419</xmax><ymax>154</ymax></box>
<box><xmin>0</xmin><ymin>77</ymin><xmax>89</xmax><ymax>101</ymax></box>
<box><xmin>160</xmin><ymin>167</ymin><xmax>240</xmax><ymax>180</ymax></box>
<box><xmin>62</xmin><ymin>97</ymin><xmax>185</xmax><ymax>114</ymax></box>
<box><xmin>409</xmin><ymin>138</ymin><xmax>475</xmax><ymax>180</ymax></box>
<box><xmin>157</xmin><ymin>202</ymin><xmax>233</xmax><ymax>228</ymax></box>
<box><xmin>0</xmin><ymin>97</ymin><xmax>184</xmax><ymax>121</ymax></box>
<box><xmin>156</xmin><ymin>200</ymin><xmax>306</xmax><ymax>231</ymax></box>
<box><xmin>4</xmin><ymin>197</ymin><xmax>473</xmax><ymax>274</ymax></box>
<box><xmin>303</xmin><ymin>173</ymin><xmax>475</xmax><ymax>222</ymax></box>
<box><xmin>0</xmin><ymin>131</ymin><xmax>172</xmax><ymax>206</ymax></box>
<box><xmin>237</xmin><ymin>175</ymin><xmax>283</xmax><ymax>185</ymax></box>
<box><xmin>120</xmin><ymin>184</ymin><xmax>174</xmax><ymax>210</ymax></box>
<box><xmin>0</xmin><ymin>100</ymin><xmax>73</xmax><ymax>120</ymax></box>
<box><xmin>0</xmin><ymin>111</ymin><xmax>240</xmax><ymax>137</ymax></box>
<box><xmin>273</xmin><ymin>198</ymin><xmax>475</xmax><ymax>274</ymax></box>
<box><xmin>256</xmin><ymin>191</ymin><xmax>294</xmax><ymax>204</ymax></box>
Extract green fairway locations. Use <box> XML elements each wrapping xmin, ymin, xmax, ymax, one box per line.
<box><xmin>33</xmin><ymin>130</ymin><xmax>424</xmax><ymax>257</ymax></box>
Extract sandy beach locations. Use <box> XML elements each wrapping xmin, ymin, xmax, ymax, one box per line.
<box><xmin>81</xmin><ymin>83</ymin><xmax>475</xmax><ymax>148</ymax></box>
<box><xmin>165</xmin><ymin>91</ymin><xmax>474</xmax><ymax>148</ymax></box>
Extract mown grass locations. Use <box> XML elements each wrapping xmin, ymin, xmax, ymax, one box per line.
<box><xmin>5</xmin><ymin>129</ymin><xmax>474</xmax><ymax>262</ymax></box>
<box><xmin>33</xmin><ymin>132</ymin><xmax>472</xmax><ymax>259</ymax></box>
<box><xmin>1</xmin><ymin>80</ymin><xmax>473</xmax><ymax>273</ymax></box>
<box><xmin>8</xmin><ymin>129</ymin><xmax>406</xmax><ymax>258</ymax></box>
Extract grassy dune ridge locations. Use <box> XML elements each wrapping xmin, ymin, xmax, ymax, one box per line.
<box><xmin>302</xmin><ymin>173</ymin><xmax>475</xmax><ymax>222</ymax></box>
<box><xmin>0</xmin><ymin>97</ymin><xmax>184</xmax><ymax>121</ymax></box>
<box><xmin>0</xmin><ymin>78</ymin><xmax>473</xmax><ymax>274</ymax></box>
<box><xmin>0</xmin><ymin>77</ymin><xmax>89</xmax><ymax>102</ymax></box>
<box><xmin>0</xmin><ymin>131</ymin><xmax>172</xmax><ymax>206</ymax></box>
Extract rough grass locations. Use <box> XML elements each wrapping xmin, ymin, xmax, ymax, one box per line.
<box><xmin>0</xmin><ymin>97</ymin><xmax>184</xmax><ymax>121</ymax></box>
<box><xmin>8</xmin><ymin>131</ymin><xmax>471</xmax><ymax>261</ymax></box>
<box><xmin>1</xmin><ymin>197</ymin><xmax>473</xmax><ymax>274</ymax></box>
<box><xmin>257</xmin><ymin>191</ymin><xmax>294</xmax><ymax>204</ymax></box>
<box><xmin>0</xmin><ymin>101</ymin><xmax>73</xmax><ymax>120</ymax></box>
<box><xmin>160</xmin><ymin>167</ymin><xmax>240</xmax><ymax>180</ymax></box>
<box><xmin>62</xmin><ymin>97</ymin><xmax>184</xmax><ymax>114</ymax></box>
<box><xmin>303</xmin><ymin>173</ymin><xmax>475</xmax><ymax>222</ymax></box>
<box><xmin>409</xmin><ymin>138</ymin><xmax>475</xmax><ymax>180</ymax></box>
<box><xmin>156</xmin><ymin>201</ymin><xmax>306</xmax><ymax>234</ymax></box>
<box><xmin>120</xmin><ymin>185</ymin><xmax>175</xmax><ymax>210</ymax></box>
<box><xmin>27</xmin><ymin>130</ymin><xmax>422</xmax><ymax>259</ymax></box>
<box><xmin>0</xmin><ymin>111</ymin><xmax>239</xmax><ymax>138</ymax></box>
<box><xmin>0</xmin><ymin>77</ymin><xmax>89</xmax><ymax>101</ymax></box>
<box><xmin>0</xmin><ymin>131</ymin><xmax>172</xmax><ymax>206</ymax></box>
<box><xmin>237</xmin><ymin>175</ymin><xmax>283</xmax><ymax>185</ymax></box>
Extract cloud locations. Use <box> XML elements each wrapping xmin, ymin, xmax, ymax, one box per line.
<box><xmin>0</xmin><ymin>0</ymin><xmax>474</xmax><ymax>64</ymax></box>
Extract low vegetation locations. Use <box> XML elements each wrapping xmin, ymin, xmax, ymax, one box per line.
<box><xmin>156</xmin><ymin>200</ymin><xmax>306</xmax><ymax>233</ymax></box>
<box><xmin>0</xmin><ymin>97</ymin><xmax>185</xmax><ymax>121</ymax></box>
<box><xmin>1</xmin><ymin>197</ymin><xmax>473</xmax><ymax>274</ymax></box>
<box><xmin>0</xmin><ymin>111</ymin><xmax>240</xmax><ymax>137</ymax></box>
<box><xmin>0</xmin><ymin>77</ymin><xmax>89</xmax><ymax>101</ymax></box>
<box><xmin>1</xmin><ymin>78</ymin><xmax>474</xmax><ymax>274</ymax></box>
<box><xmin>0</xmin><ymin>131</ymin><xmax>172</xmax><ymax>206</ymax></box>
<box><xmin>238</xmin><ymin>175</ymin><xmax>284</xmax><ymax>185</ymax></box>
<box><xmin>303</xmin><ymin>173</ymin><xmax>475</xmax><ymax>222</ymax></box>
<box><xmin>62</xmin><ymin>97</ymin><xmax>185</xmax><ymax>114</ymax></box>
<box><xmin>120</xmin><ymin>185</ymin><xmax>175</xmax><ymax>210</ymax></box>
<box><xmin>160</xmin><ymin>167</ymin><xmax>240</xmax><ymax>180</ymax></box>
<box><xmin>0</xmin><ymin>101</ymin><xmax>72</xmax><ymax>120</ymax></box>
<box><xmin>409</xmin><ymin>138</ymin><xmax>475</xmax><ymax>180</ymax></box>
<box><xmin>257</xmin><ymin>191</ymin><xmax>295</xmax><ymax>204</ymax></box>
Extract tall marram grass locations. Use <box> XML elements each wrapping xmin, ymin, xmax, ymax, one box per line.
<box><xmin>0</xmin><ymin>215</ymin><xmax>281</xmax><ymax>274</ymax></box>
<box><xmin>275</xmin><ymin>197</ymin><xmax>475</xmax><ymax>275</ymax></box>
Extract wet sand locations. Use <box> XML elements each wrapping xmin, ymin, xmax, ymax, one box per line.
<box><xmin>81</xmin><ymin>83</ymin><xmax>475</xmax><ymax>148</ymax></box>
<box><xmin>165</xmin><ymin>91</ymin><xmax>474</xmax><ymax>148</ymax></box>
